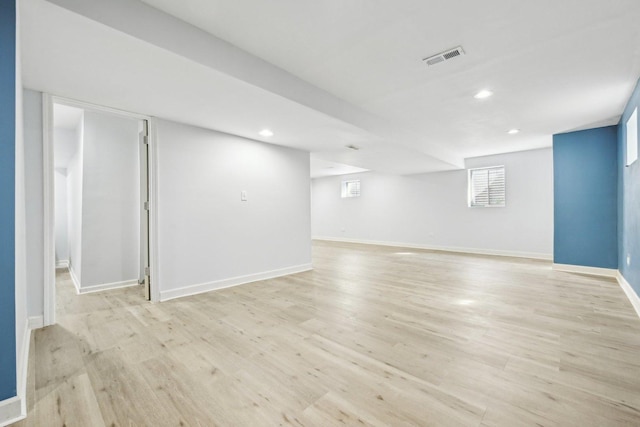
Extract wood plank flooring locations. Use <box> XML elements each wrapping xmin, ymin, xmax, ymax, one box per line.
<box><xmin>13</xmin><ymin>241</ymin><xmax>640</xmax><ymax>426</ymax></box>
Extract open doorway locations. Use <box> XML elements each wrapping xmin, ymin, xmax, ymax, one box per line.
<box><xmin>43</xmin><ymin>95</ymin><xmax>157</xmax><ymax>325</ymax></box>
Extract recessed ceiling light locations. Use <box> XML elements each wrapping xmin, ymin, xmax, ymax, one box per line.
<box><xmin>508</xmin><ymin>129</ymin><xmax>520</xmax><ymax>135</ymax></box>
<box><xmin>259</xmin><ymin>129</ymin><xmax>274</xmax><ymax>137</ymax></box>
<box><xmin>474</xmin><ymin>89</ymin><xmax>493</xmax><ymax>99</ymax></box>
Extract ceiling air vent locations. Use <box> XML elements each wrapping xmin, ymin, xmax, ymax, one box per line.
<box><xmin>423</xmin><ymin>46</ymin><xmax>465</xmax><ymax>67</ymax></box>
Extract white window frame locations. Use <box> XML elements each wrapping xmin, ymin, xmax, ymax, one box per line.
<box><xmin>341</xmin><ymin>179</ymin><xmax>361</xmax><ymax>198</ymax></box>
<box><xmin>468</xmin><ymin>165</ymin><xmax>506</xmax><ymax>208</ymax></box>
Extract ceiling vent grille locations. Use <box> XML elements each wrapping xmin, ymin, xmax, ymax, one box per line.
<box><xmin>423</xmin><ymin>46</ymin><xmax>465</xmax><ymax>67</ymax></box>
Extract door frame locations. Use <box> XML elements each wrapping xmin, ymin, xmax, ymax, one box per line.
<box><xmin>42</xmin><ymin>93</ymin><xmax>161</xmax><ymax>326</ymax></box>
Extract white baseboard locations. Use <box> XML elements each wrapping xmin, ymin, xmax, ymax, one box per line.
<box><xmin>77</xmin><ymin>279</ymin><xmax>139</xmax><ymax>295</ymax></box>
<box><xmin>0</xmin><ymin>396</ymin><xmax>22</xmax><ymax>427</ymax></box>
<box><xmin>160</xmin><ymin>263</ymin><xmax>313</xmax><ymax>302</ymax></box>
<box><xmin>17</xmin><ymin>318</ymin><xmax>29</xmax><ymax>421</ymax></box>
<box><xmin>69</xmin><ymin>267</ymin><xmax>139</xmax><ymax>295</ymax></box>
<box><xmin>617</xmin><ymin>272</ymin><xmax>640</xmax><ymax>319</ymax></box>
<box><xmin>313</xmin><ymin>236</ymin><xmax>552</xmax><ymax>261</ymax></box>
<box><xmin>552</xmin><ymin>263</ymin><xmax>618</xmax><ymax>278</ymax></box>
<box><xmin>69</xmin><ymin>265</ymin><xmax>81</xmax><ymax>294</ymax></box>
<box><xmin>1</xmin><ymin>316</ymin><xmax>34</xmax><ymax>426</ymax></box>
<box><xmin>55</xmin><ymin>259</ymin><xmax>69</xmax><ymax>269</ymax></box>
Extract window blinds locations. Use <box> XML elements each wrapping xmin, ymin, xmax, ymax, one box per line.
<box><xmin>341</xmin><ymin>180</ymin><xmax>361</xmax><ymax>198</ymax></box>
<box><xmin>469</xmin><ymin>166</ymin><xmax>505</xmax><ymax>207</ymax></box>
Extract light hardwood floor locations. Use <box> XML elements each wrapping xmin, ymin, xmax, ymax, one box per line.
<box><xmin>13</xmin><ymin>241</ymin><xmax>640</xmax><ymax>426</ymax></box>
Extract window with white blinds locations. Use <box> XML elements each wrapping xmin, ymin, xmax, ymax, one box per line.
<box><xmin>341</xmin><ymin>179</ymin><xmax>361</xmax><ymax>198</ymax></box>
<box><xmin>468</xmin><ymin>166</ymin><xmax>505</xmax><ymax>207</ymax></box>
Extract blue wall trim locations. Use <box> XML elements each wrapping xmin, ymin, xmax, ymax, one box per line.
<box><xmin>618</xmin><ymin>78</ymin><xmax>640</xmax><ymax>296</ymax></box>
<box><xmin>553</xmin><ymin>126</ymin><xmax>618</xmax><ymax>269</ymax></box>
<box><xmin>0</xmin><ymin>0</ymin><xmax>17</xmax><ymax>401</ymax></box>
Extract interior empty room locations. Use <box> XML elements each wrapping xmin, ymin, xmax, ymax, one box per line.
<box><xmin>2</xmin><ymin>0</ymin><xmax>640</xmax><ymax>426</ymax></box>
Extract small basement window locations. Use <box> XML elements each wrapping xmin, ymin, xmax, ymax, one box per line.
<box><xmin>468</xmin><ymin>166</ymin><xmax>505</xmax><ymax>207</ymax></box>
<box><xmin>341</xmin><ymin>179</ymin><xmax>361</xmax><ymax>198</ymax></box>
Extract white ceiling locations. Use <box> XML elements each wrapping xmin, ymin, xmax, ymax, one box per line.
<box><xmin>310</xmin><ymin>157</ymin><xmax>368</xmax><ymax>179</ymax></box>
<box><xmin>21</xmin><ymin>0</ymin><xmax>640</xmax><ymax>175</ymax></box>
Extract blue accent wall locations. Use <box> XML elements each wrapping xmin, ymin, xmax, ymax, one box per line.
<box><xmin>618</xmin><ymin>78</ymin><xmax>640</xmax><ymax>296</ymax></box>
<box><xmin>553</xmin><ymin>126</ymin><xmax>618</xmax><ymax>269</ymax></box>
<box><xmin>0</xmin><ymin>0</ymin><xmax>16</xmax><ymax>401</ymax></box>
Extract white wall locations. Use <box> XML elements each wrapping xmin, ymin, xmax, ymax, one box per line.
<box><xmin>54</xmin><ymin>169</ymin><xmax>68</xmax><ymax>264</ymax></box>
<box><xmin>156</xmin><ymin>119</ymin><xmax>311</xmax><ymax>300</ymax></box>
<box><xmin>79</xmin><ymin>111</ymin><xmax>140</xmax><ymax>288</ymax></box>
<box><xmin>15</xmin><ymin>24</ymin><xmax>27</xmax><ymax>379</ymax></box>
<box><xmin>312</xmin><ymin>148</ymin><xmax>554</xmax><ymax>258</ymax></box>
<box><xmin>14</xmin><ymin>10</ymin><xmax>29</xmax><ymax>419</ymax></box>
<box><xmin>54</xmin><ymin>127</ymin><xmax>80</xmax><ymax>167</ymax></box>
<box><xmin>53</xmin><ymin>126</ymin><xmax>77</xmax><ymax>266</ymax></box>
<box><xmin>22</xmin><ymin>89</ymin><xmax>43</xmax><ymax>318</ymax></box>
<box><xmin>66</xmin><ymin>115</ymin><xmax>83</xmax><ymax>284</ymax></box>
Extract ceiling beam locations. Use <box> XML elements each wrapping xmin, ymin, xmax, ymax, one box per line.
<box><xmin>45</xmin><ymin>0</ymin><xmax>465</xmax><ymax>169</ymax></box>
